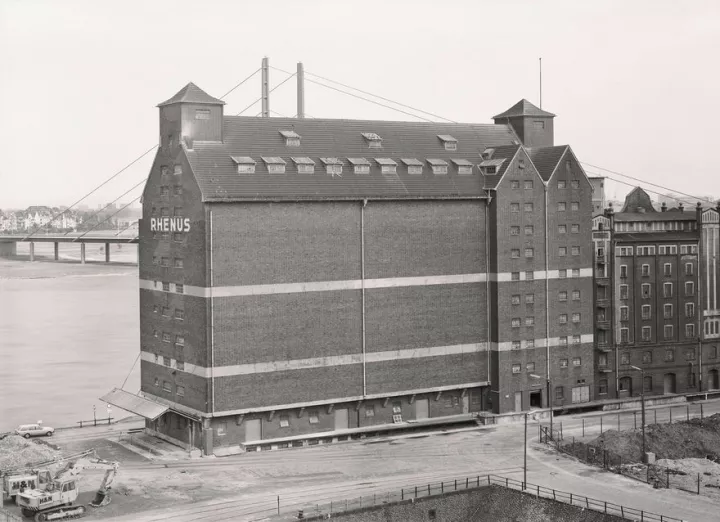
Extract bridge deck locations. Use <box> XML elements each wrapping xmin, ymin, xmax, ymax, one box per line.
<box><xmin>0</xmin><ymin>236</ymin><xmax>138</xmax><ymax>244</ymax></box>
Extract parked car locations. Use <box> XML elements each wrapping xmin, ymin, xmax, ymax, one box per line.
<box><xmin>15</xmin><ymin>424</ymin><xmax>54</xmax><ymax>438</ymax></box>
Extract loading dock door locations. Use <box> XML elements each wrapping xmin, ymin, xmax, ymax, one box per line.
<box><xmin>514</xmin><ymin>392</ymin><xmax>523</xmax><ymax>412</ymax></box>
<box><xmin>245</xmin><ymin>419</ymin><xmax>261</xmax><ymax>442</ymax></box>
<box><xmin>415</xmin><ymin>399</ymin><xmax>429</xmax><ymax>420</ymax></box>
<box><xmin>334</xmin><ymin>408</ymin><xmax>349</xmax><ymax>430</ymax></box>
<box><xmin>571</xmin><ymin>386</ymin><xmax>590</xmax><ymax>404</ymax></box>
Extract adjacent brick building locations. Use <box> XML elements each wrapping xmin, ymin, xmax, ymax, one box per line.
<box><xmin>106</xmin><ymin>84</ymin><xmax>596</xmax><ymax>454</ymax></box>
<box><xmin>591</xmin><ymin>187</ymin><xmax>720</xmax><ymax>400</ymax></box>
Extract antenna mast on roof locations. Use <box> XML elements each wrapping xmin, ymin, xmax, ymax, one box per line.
<box><xmin>297</xmin><ymin>62</ymin><xmax>305</xmax><ymax>119</ymax></box>
<box><xmin>539</xmin><ymin>57</ymin><xmax>542</xmax><ymax>109</ymax></box>
<box><xmin>261</xmin><ymin>57</ymin><xmax>270</xmax><ymax>118</ymax></box>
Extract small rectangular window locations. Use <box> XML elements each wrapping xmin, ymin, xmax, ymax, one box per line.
<box><xmin>621</xmin><ymin>352</ymin><xmax>630</xmax><ymax>365</ymax></box>
<box><xmin>558</xmin><ymin>224</ymin><xmax>567</xmax><ymax>234</ymax></box>
<box><xmin>571</xmin><ymin>180</ymin><xmax>579</xmax><ymax>189</ymax></box>
<box><xmin>559</xmin><ymin>291</ymin><xmax>568</xmax><ymax>301</ymax></box>
<box><xmin>665</xmin><ymin>348</ymin><xmax>674</xmax><ymax>361</ymax></box>
<box><xmin>175</xmin><ymin>309</ymin><xmax>184</xmax><ymax>321</ymax></box>
<box><xmin>162</xmin><ymin>381</ymin><xmax>171</xmax><ymax>392</ymax></box>
<box><xmin>511</xmin><ymin>180</ymin><xmax>520</xmax><ymax>189</ymax></box>
<box><xmin>571</xmin><ymin>246</ymin><xmax>580</xmax><ymax>256</ymax></box>
<box><xmin>572</xmin><ymin>334</ymin><xmax>581</xmax><ymax>344</ymax></box>
<box><xmin>664</xmin><ymin>304</ymin><xmax>673</xmax><ymax>318</ymax></box>
<box><xmin>572</xmin><ymin>357</ymin><xmax>581</xmax><ymax>367</ymax></box>
<box><xmin>511</xmin><ymin>294</ymin><xmax>521</xmax><ymax>305</ymax></box>
<box><xmin>173</xmin><ymin>258</ymin><xmax>184</xmax><ymax>268</ymax></box>
<box><xmin>511</xmin><ymin>340</ymin><xmax>521</xmax><ymax>350</ymax></box>
<box><xmin>558</xmin><ymin>247</ymin><xmax>567</xmax><ymax>257</ymax></box>
<box><xmin>162</xmin><ymin>282</ymin><xmax>170</xmax><ymax>291</ymax></box>
<box><xmin>559</xmin><ymin>269</ymin><xmax>567</xmax><ymax>279</ymax></box>
<box><xmin>663</xmin><ymin>283</ymin><xmax>673</xmax><ymax>297</ymax></box>
<box><xmin>620</xmin><ymin>328</ymin><xmax>629</xmax><ymax>343</ymax></box>
<box><xmin>620</xmin><ymin>306</ymin><xmax>629</xmax><ymax>321</ymax></box>
<box><xmin>526</xmin><ymin>362</ymin><xmax>535</xmax><ymax>372</ymax></box>
<box><xmin>525</xmin><ymin>294</ymin><xmax>534</xmax><ymax>304</ymax></box>
<box><xmin>364</xmin><ymin>406</ymin><xmax>375</xmax><ymax>418</ymax></box>
<box><xmin>512</xmin><ymin>363</ymin><xmax>521</xmax><ymax>374</ymax></box>
<box><xmin>559</xmin><ymin>314</ymin><xmax>568</xmax><ymax>324</ymax></box>
<box><xmin>598</xmin><ymin>354</ymin><xmax>608</xmax><ymax>366</ymax></box>
<box><xmin>511</xmin><ymin>318</ymin><xmax>521</xmax><ymax>328</ymax></box>
<box><xmin>173</xmin><ymin>165</ymin><xmax>182</xmax><ymax>176</ymax></box>
<box><xmin>510</xmin><ymin>203</ymin><xmax>520</xmax><ymax>212</ymax></box>
<box><xmin>173</xmin><ymin>232</ymin><xmax>183</xmax><ymax>242</ymax></box>
<box><xmin>161</xmin><ymin>306</ymin><xmax>170</xmax><ymax>317</ymax></box>
<box><xmin>642</xmin><ymin>326</ymin><xmax>651</xmax><ymax>341</ymax></box>
<box><xmin>176</xmin><ymin>284</ymin><xmax>184</xmax><ymax>294</ymax></box>
<box><xmin>173</xmin><ymin>185</ymin><xmax>183</xmax><ymax>196</ymax></box>
<box><xmin>510</xmin><ymin>226</ymin><xmax>520</xmax><ymax>235</ymax></box>
<box><xmin>175</xmin><ymin>335</ymin><xmax>185</xmax><ymax>346</ymax></box>
<box><xmin>641</xmin><ymin>304</ymin><xmax>651</xmax><ymax>320</ymax></box>
<box><xmin>525</xmin><ymin>339</ymin><xmax>535</xmax><ymax>348</ymax></box>
<box><xmin>642</xmin><ymin>284</ymin><xmax>651</xmax><ymax>298</ymax></box>
<box><xmin>599</xmin><ymin>379</ymin><xmax>608</xmax><ymax>395</ymax></box>
<box><xmin>511</xmin><ymin>272</ymin><xmax>520</xmax><ymax>281</ymax></box>
<box><xmin>685</xmin><ymin>282</ymin><xmax>695</xmax><ymax>296</ymax></box>
<box><xmin>571</xmin><ymin>224</ymin><xmax>579</xmax><ymax>233</ymax></box>
<box><xmin>525</xmin><ymin>317</ymin><xmax>535</xmax><ymax>326</ymax></box>
<box><xmin>620</xmin><ymin>285</ymin><xmax>629</xmax><ymax>299</ymax></box>
<box><xmin>643</xmin><ymin>351</ymin><xmax>652</xmax><ymax>364</ymax></box>
<box><xmin>525</xmin><ymin>271</ymin><xmax>534</xmax><ymax>280</ymax></box>
<box><xmin>572</xmin><ymin>290</ymin><xmax>580</xmax><ymax>301</ymax></box>
<box><xmin>571</xmin><ymin>202</ymin><xmax>579</xmax><ymax>211</ymax></box>
<box><xmin>620</xmin><ymin>265</ymin><xmax>628</xmax><ymax>278</ymax></box>
<box><xmin>664</xmin><ymin>325</ymin><xmax>673</xmax><ymax>340</ymax></box>
<box><xmin>641</xmin><ymin>264</ymin><xmax>650</xmax><ymax>276</ymax></box>
<box><xmin>558</xmin><ymin>180</ymin><xmax>566</xmax><ymax>189</ymax></box>
<box><xmin>572</xmin><ymin>313</ymin><xmax>581</xmax><ymax>323</ymax></box>
<box><xmin>524</xmin><ymin>180</ymin><xmax>533</xmax><ymax>189</ymax></box>
<box><xmin>685</xmin><ymin>263</ymin><xmax>693</xmax><ymax>276</ymax></box>
<box><xmin>511</xmin><ymin>249</ymin><xmax>521</xmax><ymax>259</ymax></box>
<box><xmin>308</xmin><ymin>410</ymin><xmax>319</xmax><ymax>424</ymax></box>
<box><xmin>560</xmin><ymin>359</ymin><xmax>568</xmax><ymax>368</ymax></box>
<box><xmin>524</xmin><ymin>203</ymin><xmax>533</xmax><ymax>212</ymax></box>
<box><xmin>525</xmin><ymin>225</ymin><xmax>534</xmax><ymax>235</ymax></box>
<box><xmin>195</xmin><ymin>109</ymin><xmax>211</xmax><ymax>120</ymax></box>
<box><xmin>525</xmin><ymin>248</ymin><xmax>534</xmax><ymax>258</ymax></box>
<box><xmin>176</xmin><ymin>385</ymin><xmax>185</xmax><ymax>397</ymax></box>
<box><xmin>559</xmin><ymin>336</ymin><xmax>568</xmax><ymax>346</ymax></box>
<box><xmin>686</xmin><ymin>324</ymin><xmax>696</xmax><ymax>338</ymax></box>
<box><xmin>686</xmin><ymin>302</ymin><xmax>695</xmax><ymax>317</ymax></box>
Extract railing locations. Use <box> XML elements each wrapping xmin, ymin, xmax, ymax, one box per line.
<box><xmin>291</xmin><ymin>473</ymin><xmax>683</xmax><ymax>521</ymax></box>
<box><xmin>76</xmin><ymin>417</ymin><xmax>114</xmax><ymax>428</ymax></box>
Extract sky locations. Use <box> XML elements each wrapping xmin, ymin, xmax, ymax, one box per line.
<box><xmin>1</xmin><ymin>0</ymin><xmax>719</xmax><ymax>209</ymax></box>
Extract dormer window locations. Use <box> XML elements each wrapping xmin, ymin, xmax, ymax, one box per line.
<box><xmin>195</xmin><ymin>109</ymin><xmax>211</xmax><ymax>120</ymax></box>
<box><xmin>279</xmin><ymin>130</ymin><xmax>301</xmax><ymax>147</ymax></box>
<box><xmin>451</xmin><ymin>159</ymin><xmax>473</xmax><ymax>175</ymax></box>
<box><xmin>401</xmin><ymin>158</ymin><xmax>423</xmax><ymax>175</ymax></box>
<box><xmin>361</xmin><ymin>132</ymin><xmax>382</xmax><ymax>149</ymax></box>
<box><xmin>262</xmin><ymin>157</ymin><xmax>287</xmax><ymax>174</ymax></box>
<box><xmin>320</xmin><ymin>158</ymin><xmax>343</xmax><ymax>176</ymax></box>
<box><xmin>375</xmin><ymin>158</ymin><xmax>397</xmax><ymax>174</ymax></box>
<box><xmin>481</xmin><ymin>148</ymin><xmax>495</xmax><ymax>160</ymax></box>
<box><xmin>291</xmin><ymin>157</ymin><xmax>315</xmax><ymax>174</ymax></box>
<box><xmin>479</xmin><ymin>159</ymin><xmax>505</xmax><ymax>175</ymax></box>
<box><xmin>427</xmin><ymin>159</ymin><xmax>448</xmax><ymax>175</ymax></box>
<box><xmin>437</xmin><ymin>135</ymin><xmax>457</xmax><ymax>151</ymax></box>
<box><xmin>231</xmin><ymin>156</ymin><xmax>256</xmax><ymax>174</ymax></box>
<box><xmin>347</xmin><ymin>158</ymin><xmax>371</xmax><ymax>175</ymax></box>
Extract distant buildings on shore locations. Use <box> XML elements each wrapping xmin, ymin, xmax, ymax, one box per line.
<box><xmin>0</xmin><ymin>203</ymin><xmax>141</xmax><ymax>233</ymax></box>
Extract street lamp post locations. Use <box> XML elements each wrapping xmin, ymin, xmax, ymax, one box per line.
<box><xmin>630</xmin><ymin>365</ymin><xmax>646</xmax><ymax>461</ymax></box>
<box><xmin>524</xmin><ymin>409</ymin><xmax>539</xmax><ymax>490</ymax></box>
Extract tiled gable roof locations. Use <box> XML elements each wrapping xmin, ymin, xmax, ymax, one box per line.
<box><xmin>493</xmin><ymin>99</ymin><xmax>555</xmax><ymax>120</ymax></box>
<box><xmin>157</xmin><ymin>82</ymin><xmax>225</xmax><ymax>107</ymax></box>
<box><xmin>481</xmin><ymin>145</ymin><xmax>521</xmax><ymax>189</ymax></box>
<box><xmin>183</xmin><ymin>116</ymin><xmax>519</xmax><ymax>201</ymax></box>
<box><xmin>527</xmin><ymin>146</ymin><xmax>568</xmax><ymax>182</ymax></box>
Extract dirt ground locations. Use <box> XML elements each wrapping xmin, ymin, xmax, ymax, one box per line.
<box><xmin>568</xmin><ymin>413</ymin><xmax>720</xmax><ymax>502</ymax></box>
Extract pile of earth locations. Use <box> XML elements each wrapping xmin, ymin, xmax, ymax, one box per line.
<box><xmin>585</xmin><ymin>413</ymin><xmax>720</xmax><ymax>463</ymax></box>
<box><xmin>0</xmin><ymin>435</ymin><xmax>64</xmax><ymax>471</ymax></box>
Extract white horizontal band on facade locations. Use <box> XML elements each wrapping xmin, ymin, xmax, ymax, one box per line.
<box><xmin>142</xmin><ymin>343</ymin><xmax>488</xmax><ymax>379</ymax></box>
<box><xmin>139</xmin><ymin>268</ymin><xmax>594</xmax><ymax>298</ymax></box>
<box><xmin>144</xmin><ymin>381</ymin><xmax>491</xmax><ymax>419</ymax></box>
<box><xmin>494</xmin><ymin>334</ymin><xmax>595</xmax><ymax>352</ymax></box>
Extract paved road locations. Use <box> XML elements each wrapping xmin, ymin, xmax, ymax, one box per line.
<box><xmin>40</xmin><ymin>401</ymin><xmax>720</xmax><ymax>521</ymax></box>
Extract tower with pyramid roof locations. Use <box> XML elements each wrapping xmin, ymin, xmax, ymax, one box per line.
<box><xmin>492</xmin><ymin>99</ymin><xmax>555</xmax><ymax>148</ymax></box>
<box><xmin>157</xmin><ymin>82</ymin><xmax>225</xmax><ymax>151</ymax></box>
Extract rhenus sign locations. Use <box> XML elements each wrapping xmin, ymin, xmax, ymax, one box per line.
<box><xmin>150</xmin><ymin>217</ymin><xmax>191</xmax><ymax>232</ymax></box>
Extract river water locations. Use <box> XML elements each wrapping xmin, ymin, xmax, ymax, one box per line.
<box><xmin>0</xmin><ymin>243</ymin><xmax>141</xmax><ymax>431</ymax></box>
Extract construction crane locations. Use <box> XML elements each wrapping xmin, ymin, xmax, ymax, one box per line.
<box><xmin>15</xmin><ymin>452</ymin><xmax>119</xmax><ymax>521</ymax></box>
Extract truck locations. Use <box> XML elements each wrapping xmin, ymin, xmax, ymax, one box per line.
<box><xmin>14</xmin><ymin>452</ymin><xmax>119</xmax><ymax>521</ymax></box>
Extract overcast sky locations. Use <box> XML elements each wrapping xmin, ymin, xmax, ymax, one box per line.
<box><xmin>1</xmin><ymin>0</ymin><xmax>719</xmax><ymax>209</ymax></box>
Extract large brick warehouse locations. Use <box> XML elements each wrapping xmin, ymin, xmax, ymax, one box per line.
<box><xmin>109</xmin><ymin>83</ymin><xmax>596</xmax><ymax>455</ymax></box>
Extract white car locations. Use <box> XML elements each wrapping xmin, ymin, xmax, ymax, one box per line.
<box><xmin>15</xmin><ymin>424</ymin><xmax>54</xmax><ymax>438</ymax></box>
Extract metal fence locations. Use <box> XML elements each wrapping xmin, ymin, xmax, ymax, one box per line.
<box><xmin>570</xmin><ymin>402</ymin><xmax>710</xmax><ymax>439</ymax></box>
<box><xmin>291</xmin><ymin>473</ymin><xmax>683</xmax><ymax>521</ymax></box>
<box><xmin>546</xmin><ymin>431</ymin><xmax>720</xmax><ymax>497</ymax></box>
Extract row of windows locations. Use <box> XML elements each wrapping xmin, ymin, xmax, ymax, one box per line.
<box><xmin>601</xmin><ymin>348</ymin><xmax>719</xmax><ymax>367</ymax></box>
<box><xmin>619</xmin><ymin>282</ymin><xmax>695</xmax><ymax>299</ymax></box>
<box><xmin>616</xmin><ymin>245</ymin><xmax>698</xmax><ymax>256</ymax></box>
<box><xmin>152</xmin><ymin>305</ymin><xmax>185</xmax><ymax>321</ymax></box>
<box><xmin>153</xmin><ymin>377</ymin><xmax>185</xmax><ymax>396</ymax></box>
<box><xmin>152</xmin><ymin>330</ymin><xmax>185</xmax><ymax>346</ymax></box>
<box><xmin>619</xmin><ymin>263</ymin><xmax>694</xmax><ymax>278</ymax></box>
<box><xmin>509</xmin><ymin>224</ymin><xmax>582</xmax><ymax>235</ymax></box>
<box><xmin>151</xmin><ymin>206</ymin><xmax>183</xmax><ymax>216</ymax></box>
<box><xmin>160</xmin><ymin>165</ymin><xmax>183</xmax><ymax>177</ymax></box>
<box><xmin>233</xmin><ymin>155</ymin><xmax>480</xmax><ymax>176</ymax></box>
<box><xmin>614</xmin><ymin>222</ymin><xmax>697</xmax><ymax>233</ymax></box>
<box><xmin>152</xmin><ymin>256</ymin><xmax>184</xmax><ymax>268</ymax></box>
<box><xmin>619</xmin><ymin>303</ymin><xmax>695</xmax><ymax>320</ymax></box>
<box><xmin>150</xmin><ymin>282</ymin><xmax>184</xmax><ymax>293</ymax></box>
<box><xmin>510</xmin><ymin>202</ymin><xmax>581</xmax><ymax>213</ymax></box>
<box><xmin>619</xmin><ymin>324</ymin><xmax>696</xmax><ymax>342</ymax></box>
<box><xmin>557</xmin><ymin>180</ymin><xmax>581</xmax><ymax>189</ymax></box>
<box><xmin>511</xmin><ymin>313</ymin><xmax>581</xmax><ymax>327</ymax></box>
<box><xmin>510</xmin><ymin>269</ymin><xmax>582</xmax><ymax>281</ymax></box>
<box><xmin>512</xmin><ymin>358</ymin><xmax>582</xmax><ymax>373</ymax></box>
<box><xmin>158</xmin><ymin>185</ymin><xmax>183</xmax><ymax>197</ymax></box>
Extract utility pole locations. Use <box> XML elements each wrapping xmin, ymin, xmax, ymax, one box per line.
<box><xmin>523</xmin><ymin>412</ymin><xmax>528</xmax><ymax>490</ymax></box>
<box><xmin>631</xmin><ymin>366</ymin><xmax>646</xmax><ymax>460</ymax></box>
